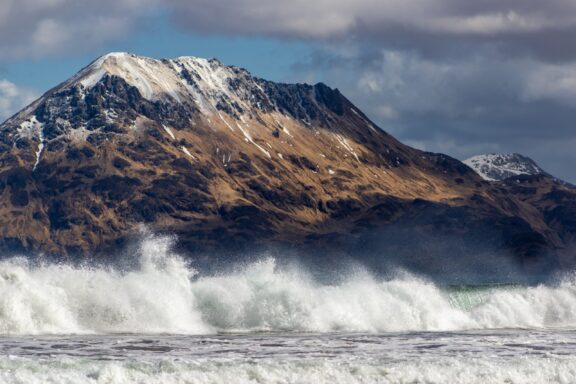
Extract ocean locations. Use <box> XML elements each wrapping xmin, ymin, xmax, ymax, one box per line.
<box><xmin>0</xmin><ymin>236</ymin><xmax>575</xmax><ymax>383</ymax></box>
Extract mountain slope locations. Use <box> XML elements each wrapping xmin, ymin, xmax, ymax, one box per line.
<box><xmin>0</xmin><ymin>53</ymin><xmax>574</xmax><ymax>277</ymax></box>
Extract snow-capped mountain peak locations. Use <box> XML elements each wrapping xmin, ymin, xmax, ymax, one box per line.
<box><xmin>464</xmin><ymin>153</ymin><xmax>544</xmax><ymax>181</ymax></box>
<box><xmin>71</xmin><ymin>52</ymin><xmax>237</xmax><ymax>103</ymax></box>
<box><xmin>2</xmin><ymin>52</ymin><xmax>384</xmax><ymax>173</ymax></box>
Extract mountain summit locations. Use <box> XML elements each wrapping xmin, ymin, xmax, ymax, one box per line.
<box><xmin>0</xmin><ymin>53</ymin><xmax>575</xmax><ymax>277</ymax></box>
<box><xmin>464</xmin><ymin>153</ymin><xmax>544</xmax><ymax>181</ymax></box>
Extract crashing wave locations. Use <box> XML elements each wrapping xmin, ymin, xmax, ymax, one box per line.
<box><xmin>0</xmin><ymin>235</ymin><xmax>575</xmax><ymax>335</ymax></box>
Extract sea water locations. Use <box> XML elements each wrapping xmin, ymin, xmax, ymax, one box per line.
<box><xmin>0</xmin><ymin>235</ymin><xmax>575</xmax><ymax>383</ymax></box>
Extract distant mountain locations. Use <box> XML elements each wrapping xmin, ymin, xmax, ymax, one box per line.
<box><xmin>464</xmin><ymin>153</ymin><xmax>544</xmax><ymax>181</ymax></box>
<box><xmin>1</xmin><ymin>52</ymin><xmax>576</xmax><ymax>278</ymax></box>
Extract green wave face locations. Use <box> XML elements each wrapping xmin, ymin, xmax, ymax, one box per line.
<box><xmin>446</xmin><ymin>284</ymin><xmax>521</xmax><ymax>311</ymax></box>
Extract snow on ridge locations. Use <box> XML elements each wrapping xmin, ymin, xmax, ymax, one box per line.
<box><xmin>174</xmin><ymin>56</ymin><xmax>240</xmax><ymax>112</ymax></box>
<box><xmin>71</xmin><ymin>52</ymin><xmax>243</xmax><ymax>105</ymax></box>
<box><xmin>464</xmin><ymin>153</ymin><xmax>543</xmax><ymax>181</ymax></box>
<box><xmin>65</xmin><ymin>52</ymin><xmax>271</xmax><ymax>128</ymax></box>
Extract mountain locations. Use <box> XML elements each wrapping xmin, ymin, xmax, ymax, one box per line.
<box><xmin>0</xmin><ymin>52</ymin><xmax>575</xmax><ymax>278</ymax></box>
<box><xmin>464</xmin><ymin>153</ymin><xmax>545</xmax><ymax>181</ymax></box>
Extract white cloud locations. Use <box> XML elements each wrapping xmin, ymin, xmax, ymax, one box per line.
<box><xmin>422</xmin><ymin>12</ymin><xmax>559</xmax><ymax>35</ymax></box>
<box><xmin>375</xmin><ymin>105</ymin><xmax>400</xmax><ymax>120</ymax></box>
<box><xmin>32</xmin><ymin>19</ymin><xmax>67</xmax><ymax>49</ymax></box>
<box><xmin>165</xmin><ymin>0</ymin><xmax>576</xmax><ymax>45</ymax></box>
<box><xmin>0</xmin><ymin>80</ymin><xmax>38</xmax><ymax>122</ymax></box>
<box><xmin>1</xmin><ymin>0</ymin><xmax>576</xmax><ymax>62</ymax></box>
<box><xmin>0</xmin><ymin>0</ymin><xmax>158</xmax><ymax>60</ymax></box>
<box><xmin>523</xmin><ymin>64</ymin><xmax>576</xmax><ymax>106</ymax></box>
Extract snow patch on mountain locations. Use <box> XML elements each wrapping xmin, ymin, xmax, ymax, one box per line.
<box><xmin>464</xmin><ymin>153</ymin><xmax>544</xmax><ymax>181</ymax></box>
<box><xmin>17</xmin><ymin>115</ymin><xmax>43</xmax><ymax>140</ymax></box>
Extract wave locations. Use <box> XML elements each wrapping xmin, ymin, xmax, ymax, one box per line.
<box><xmin>0</xmin><ymin>235</ymin><xmax>576</xmax><ymax>335</ymax></box>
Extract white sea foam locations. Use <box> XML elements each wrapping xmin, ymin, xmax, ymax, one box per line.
<box><xmin>1</xmin><ymin>355</ymin><xmax>575</xmax><ymax>384</ymax></box>
<box><xmin>1</xmin><ymin>235</ymin><xmax>576</xmax><ymax>335</ymax></box>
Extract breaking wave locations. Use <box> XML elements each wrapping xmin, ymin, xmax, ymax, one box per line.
<box><xmin>1</xmin><ymin>235</ymin><xmax>576</xmax><ymax>335</ymax></box>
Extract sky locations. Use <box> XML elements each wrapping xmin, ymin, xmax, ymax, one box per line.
<box><xmin>1</xmin><ymin>0</ymin><xmax>576</xmax><ymax>182</ymax></box>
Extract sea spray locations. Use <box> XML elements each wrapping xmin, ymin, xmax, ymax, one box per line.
<box><xmin>0</xmin><ymin>236</ymin><xmax>209</xmax><ymax>335</ymax></box>
<box><xmin>0</xmin><ymin>235</ymin><xmax>576</xmax><ymax>335</ymax></box>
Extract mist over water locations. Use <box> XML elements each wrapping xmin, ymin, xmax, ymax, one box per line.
<box><xmin>0</xmin><ymin>234</ymin><xmax>575</xmax><ymax>336</ymax></box>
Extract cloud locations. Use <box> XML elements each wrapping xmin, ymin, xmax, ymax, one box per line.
<box><xmin>522</xmin><ymin>64</ymin><xmax>576</xmax><ymax>106</ymax></box>
<box><xmin>291</xmin><ymin>47</ymin><xmax>576</xmax><ymax>181</ymax></box>
<box><xmin>165</xmin><ymin>0</ymin><xmax>576</xmax><ymax>61</ymax></box>
<box><xmin>0</xmin><ymin>80</ymin><xmax>38</xmax><ymax>121</ymax></box>
<box><xmin>2</xmin><ymin>0</ymin><xmax>576</xmax><ymax>63</ymax></box>
<box><xmin>0</xmin><ymin>0</ymin><xmax>158</xmax><ymax>60</ymax></box>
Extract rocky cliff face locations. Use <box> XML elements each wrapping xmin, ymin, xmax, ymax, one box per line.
<box><xmin>0</xmin><ymin>53</ymin><xmax>574</xmax><ymax>277</ymax></box>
